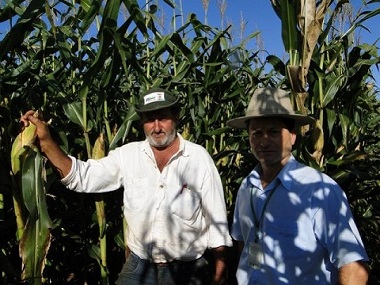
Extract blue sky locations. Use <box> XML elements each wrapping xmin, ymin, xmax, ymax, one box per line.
<box><xmin>182</xmin><ymin>0</ymin><xmax>282</xmax><ymax>55</ymax></box>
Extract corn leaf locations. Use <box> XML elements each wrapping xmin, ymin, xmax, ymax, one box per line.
<box><xmin>19</xmin><ymin>148</ymin><xmax>52</xmax><ymax>283</ymax></box>
<box><xmin>63</xmin><ymin>101</ymin><xmax>94</xmax><ymax>132</ymax></box>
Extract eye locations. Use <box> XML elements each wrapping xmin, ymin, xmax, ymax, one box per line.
<box><xmin>269</xmin><ymin>128</ymin><xmax>281</xmax><ymax>137</ymax></box>
<box><xmin>251</xmin><ymin>130</ymin><xmax>263</xmax><ymax>139</ymax></box>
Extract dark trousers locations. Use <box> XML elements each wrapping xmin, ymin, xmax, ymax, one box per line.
<box><xmin>116</xmin><ymin>252</ymin><xmax>211</xmax><ymax>285</ymax></box>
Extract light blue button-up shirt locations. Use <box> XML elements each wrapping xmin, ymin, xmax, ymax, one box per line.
<box><xmin>231</xmin><ymin>155</ymin><xmax>368</xmax><ymax>284</ymax></box>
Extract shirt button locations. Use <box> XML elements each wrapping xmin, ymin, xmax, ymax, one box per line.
<box><xmin>160</xmin><ymin>184</ymin><xmax>164</xmax><ymax>188</ymax></box>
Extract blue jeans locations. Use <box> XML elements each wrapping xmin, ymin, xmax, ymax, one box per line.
<box><xmin>116</xmin><ymin>252</ymin><xmax>211</xmax><ymax>285</ymax></box>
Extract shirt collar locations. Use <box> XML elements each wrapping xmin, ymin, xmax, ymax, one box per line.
<box><xmin>276</xmin><ymin>155</ymin><xmax>297</xmax><ymax>191</ymax></box>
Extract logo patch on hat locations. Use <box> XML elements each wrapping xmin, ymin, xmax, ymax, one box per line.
<box><xmin>143</xmin><ymin>92</ymin><xmax>165</xmax><ymax>105</ymax></box>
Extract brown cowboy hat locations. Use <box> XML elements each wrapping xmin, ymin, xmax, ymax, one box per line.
<box><xmin>227</xmin><ymin>87</ymin><xmax>315</xmax><ymax>129</ymax></box>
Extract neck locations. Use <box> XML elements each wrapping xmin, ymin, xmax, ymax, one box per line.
<box><xmin>151</xmin><ymin>136</ymin><xmax>180</xmax><ymax>172</ymax></box>
<box><xmin>260</xmin><ymin>167</ymin><xmax>281</xmax><ymax>189</ymax></box>
<box><xmin>260</xmin><ymin>155</ymin><xmax>291</xmax><ymax>188</ymax></box>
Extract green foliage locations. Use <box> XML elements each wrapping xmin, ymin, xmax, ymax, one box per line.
<box><xmin>0</xmin><ymin>0</ymin><xmax>379</xmax><ymax>284</ymax></box>
<box><xmin>19</xmin><ymin>149</ymin><xmax>52</xmax><ymax>285</ymax></box>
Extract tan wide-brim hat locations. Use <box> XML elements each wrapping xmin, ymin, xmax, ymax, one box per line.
<box><xmin>227</xmin><ymin>87</ymin><xmax>315</xmax><ymax>129</ymax></box>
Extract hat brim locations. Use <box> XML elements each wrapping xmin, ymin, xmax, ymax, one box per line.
<box><xmin>227</xmin><ymin>114</ymin><xmax>315</xmax><ymax>129</ymax></box>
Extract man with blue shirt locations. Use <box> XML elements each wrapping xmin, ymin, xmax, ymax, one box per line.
<box><xmin>227</xmin><ymin>87</ymin><xmax>368</xmax><ymax>285</ymax></box>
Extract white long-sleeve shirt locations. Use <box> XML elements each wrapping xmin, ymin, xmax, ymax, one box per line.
<box><xmin>61</xmin><ymin>134</ymin><xmax>232</xmax><ymax>262</ymax></box>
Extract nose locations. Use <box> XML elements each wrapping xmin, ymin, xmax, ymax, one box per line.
<box><xmin>259</xmin><ymin>133</ymin><xmax>271</xmax><ymax>146</ymax></box>
<box><xmin>153</xmin><ymin>119</ymin><xmax>161</xmax><ymax>131</ymax></box>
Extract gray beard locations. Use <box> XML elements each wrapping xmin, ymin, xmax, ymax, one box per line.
<box><xmin>147</xmin><ymin>129</ymin><xmax>176</xmax><ymax>148</ymax></box>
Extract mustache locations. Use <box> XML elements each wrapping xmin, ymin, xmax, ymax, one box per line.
<box><xmin>150</xmin><ymin>129</ymin><xmax>165</xmax><ymax>135</ymax></box>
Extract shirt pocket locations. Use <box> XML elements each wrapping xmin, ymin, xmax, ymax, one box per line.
<box><xmin>265</xmin><ymin>221</ymin><xmax>315</xmax><ymax>259</ymax></box>
<box><xmin>169</xmin><ymin>186</ymin><xmax>201</xmax><ymax>221</ymax></box>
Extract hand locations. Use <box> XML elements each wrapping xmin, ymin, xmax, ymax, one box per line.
<box><xmin>211</xmin><ymin>276</ymin><xmax>227</xmax><ymax>285</ymax></box>
<box><xmin>20</xmin><ymin>110</ymin><xmax>72</xmax><ymax>178</ymax></box>
<box><xmin>20</xmin><ymin>110</ymin><xmax>53</xmax><ymax>151</ymax></box>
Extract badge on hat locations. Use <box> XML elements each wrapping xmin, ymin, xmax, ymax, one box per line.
<box><xmin>143</xmin><ymin>92</ymin><xmax>166</xmax><ymax>105</ymax></box>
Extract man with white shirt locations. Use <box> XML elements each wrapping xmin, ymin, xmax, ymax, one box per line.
<box><xmin>21</xmin><ymin>87</ymin><xmax>232</xmax><ymax>285</ymax></box>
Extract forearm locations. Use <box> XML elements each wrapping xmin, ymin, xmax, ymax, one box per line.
<box><xmin>40</xmin><ymin>139</ymin><xmax>72</xmax><ymax>178</ymax></box>
<box><xmin>338</xmin><ymin>261</ymin><xmax>369</xmax><ymax>285</ymax></box>
<box><xmin>211</xmin><ymin>246</ymin><xmax>228</xmax><ymax>285</ymax></box>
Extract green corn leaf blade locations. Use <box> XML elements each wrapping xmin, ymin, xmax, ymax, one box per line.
<box><xmin>322</xmin><ymin>74</ymin><xmax>346</xmax><ymax>107</ymax></box>
<box><xmin>342</xmin><ymin>6</ymin><xmax>380</xmax><ymax>39</ymax></box>
<box><xmin>150</xmin><ymin>34</ymin><xmax>172</xmax><ymax>58</ymax></box>
<box><xmin>325</xmin><ymin>108</ymin><xmax>336</xmax><ymax>138</ymax></box>
<box><xmin>114</xmin><ymin>231</ymin><xmax>126</xmax><ymax>250</ymax></box>
<box><xmin>109</xmin><ymin>107</ymin><xmax>139</xmax><ymax>150</ymax></box>
<box><xmin>279</xmin><ymin>0</ymin><xmax>298</xmax><ymax>52</ymax></box>
<box><xmin>170</xmin><ymin>33</ymin><xmax>194</xmax><ymax>62</ymax></box>
<box><xmin>87</xmin><ymin>243</ymin><xmax>101</xmax><ymax>265</ymax></box>
<box><xmin>19</xmin><ymin>149</ymin><xmax>52</xmax><ymax>282</ymax></box>
<box><xmin>338</xmin><ymin>113</ymin><xmax>350</xmax><ymax>148</ymax></box>
<box><xmin>63</xmin><ymin>101</ymin><xmax>94</xmax><ymax>132</ymax></box>
<box><xmin>0</xmin><ymin>0</ymin><xmax>45</xmax><ymax>59</ymax></box>
<box><xmin>204</xmin><ymin>127</ymin><xmax>229</xmax><ymax>136</ymax></box>
<box><xmin>266</xmin><ymin>55</ymin><xmax>286</xmax><ymax>76</ymax></box>
<box><xmin>79</xmin><ymin>0</ymin><xmax>101</xmax><ymax>32</ymax></box>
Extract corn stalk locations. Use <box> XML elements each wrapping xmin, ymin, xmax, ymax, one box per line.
<box><xmin>271</xmin><ymin>0</ymin><xmax>342</xmax><ymax>165</ymax></box>
<box><xmin>92</xmin><ymin>133</ymin><xmax>108</xmax><ymax>285</ymax></box>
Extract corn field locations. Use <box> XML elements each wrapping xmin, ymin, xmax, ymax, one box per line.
<box><xmin>0</xmin><ymin>0</ymin><xmax>379</xmax><ymax>284</ymax></box>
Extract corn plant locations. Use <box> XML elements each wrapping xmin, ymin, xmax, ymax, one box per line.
<box><xmin>9</xmin><ymin>112</ymin><xmax>52</xmax><ymax>284</ymax></box>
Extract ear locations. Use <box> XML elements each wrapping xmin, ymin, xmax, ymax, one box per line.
<box><xmin>290</xmin><ymin>131</ymin><xmax>297</xmax><ymax>145</ymax></box>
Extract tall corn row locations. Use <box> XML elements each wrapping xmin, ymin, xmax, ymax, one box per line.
<box><xmin>56</xmin><ymin>0</ymin><xmax>145</xmax><ymax>282</ymax></box>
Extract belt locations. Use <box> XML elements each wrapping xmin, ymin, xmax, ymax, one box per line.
<box><xmin>153</xmin><ymin>257</ymin><xmax>200</xmax><ymax>267</ymax></box>
<box><xmin>129</xmin><ymin>251</ymin><xmax>201</xmax><ymax>267</ymax></box>
<box><xmin>155</xmin><ymin>262</ymin><xmax>172</xmax><ymax>267</ymax></box>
